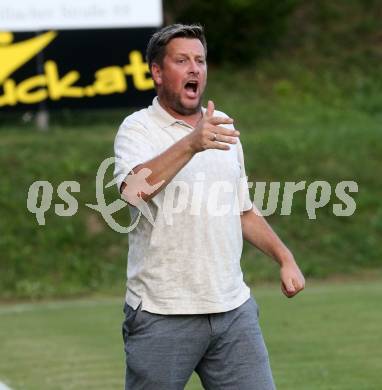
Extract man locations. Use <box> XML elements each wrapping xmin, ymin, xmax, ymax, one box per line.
<box><xmin>114</xmin><ymin>24</ymin><xmax>305</xmax><ymax>390</ymax></box>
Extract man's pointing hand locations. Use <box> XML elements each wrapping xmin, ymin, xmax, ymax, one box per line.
<box><xmin>187</xmin><ymin>100</ymin><xmax>240</xmax><ymax>153</ymax></box>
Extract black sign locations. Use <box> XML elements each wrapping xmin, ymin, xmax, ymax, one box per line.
<box><xmin>0</xmin><ymin>28</ymin><xmax>157</xmax><ymax>110</ymax></box>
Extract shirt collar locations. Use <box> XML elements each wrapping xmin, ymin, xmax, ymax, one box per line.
<box><xmin>150</xmin><ymin>96</ymin><xmax>204</xmax><ymax>130</ymax></box>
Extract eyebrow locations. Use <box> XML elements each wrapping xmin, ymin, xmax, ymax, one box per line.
<box><xmin>174</xmin><ymin>53</ymin><xmax>205</xmax><ymax>59</ymax></box>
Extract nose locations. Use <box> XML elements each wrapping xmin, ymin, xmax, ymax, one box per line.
<box><xmin>188</xmin><ymin>59</ymin><xmax>200</xmax><ymax>75</ymax></box>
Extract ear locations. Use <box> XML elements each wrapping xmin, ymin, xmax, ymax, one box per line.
<box><xmin>151</xmin><ymin>63</ymin><xmax>162</xmax><ymax>85</ymax></box>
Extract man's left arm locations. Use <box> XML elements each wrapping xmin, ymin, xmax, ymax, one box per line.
<box><xmin>240</xmin><ymin>208</ymin><xmax>305</xmax><ymax>298</ymax></box>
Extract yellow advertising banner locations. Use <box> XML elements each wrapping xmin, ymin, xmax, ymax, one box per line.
<box><xmin>0</xmin><ymin>28</ymin><xmax>157</xmax><ymax>110</ymax></box>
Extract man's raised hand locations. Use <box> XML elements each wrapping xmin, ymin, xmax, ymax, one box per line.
<box><xmin>187</xmin><ymin>100</ymin><xmax>240</xmax><ymax>153</ymax></box>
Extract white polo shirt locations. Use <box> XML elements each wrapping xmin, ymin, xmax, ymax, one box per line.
<box><xmin>114</xmin><ymin>97</ymin><xmax>253</xmax><ymax>314</ymax></box>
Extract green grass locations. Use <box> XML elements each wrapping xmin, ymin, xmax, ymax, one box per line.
<box><xmin>1</xmin><ymin>63</ymin><xmax>381</xmax><ymax>298</ymax></box>
<box><xmin>0</xmin><ymin>280</ymin><xmax>381</xmax><ymax>389</ymax></box>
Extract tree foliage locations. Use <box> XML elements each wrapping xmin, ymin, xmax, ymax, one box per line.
<box><xmin>163</xmin><ymin>0</ymin><xmax>301</xmax><ymax>64</ymax></box>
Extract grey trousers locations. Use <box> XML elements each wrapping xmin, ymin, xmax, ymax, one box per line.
<box><xmin>122</xmin><ymin>296</ymin><xmax>276</xmax><ymax>390</ymax></box>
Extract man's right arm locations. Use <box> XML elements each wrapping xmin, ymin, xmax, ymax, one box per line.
<box><xmin>121</xmin><ymin>100</ymin><xmax>240</xmax><ymax>203</ymax></box>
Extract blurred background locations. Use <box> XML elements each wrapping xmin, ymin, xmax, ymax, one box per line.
<box><xmin>1</xmin><ymin>0</ymin><xmax>381</xmax><ymax>389</ymax></box>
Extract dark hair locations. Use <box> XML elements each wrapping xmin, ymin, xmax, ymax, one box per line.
<box><xmin>146</xmin><ymin>24</ymin><xmax>207</xmax><ymax>70</ymax></box>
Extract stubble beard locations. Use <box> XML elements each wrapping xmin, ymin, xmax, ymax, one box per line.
<box><xmin>160</xmin><ymin>86</ymin><xmax>203</xmax><ymax>116</ymax></box>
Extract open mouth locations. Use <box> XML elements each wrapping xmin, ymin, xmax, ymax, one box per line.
<box><xmin>184</xmin><ymin>80</ymin><xmax>198</xmax><ymax>97</ymax></box>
